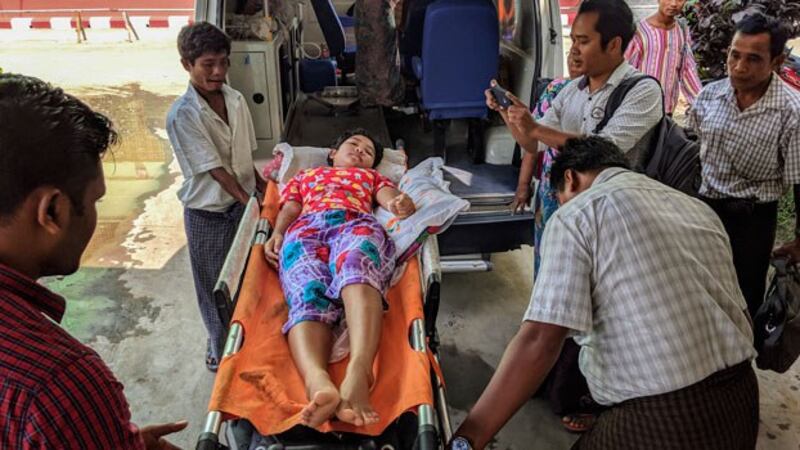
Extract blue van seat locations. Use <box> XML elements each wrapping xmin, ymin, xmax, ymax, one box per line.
<box><xmin>309</xmin><ymin>0</ymin><xmax>356</xmax><ymax>76</ymax></box>
<box><xmin>414</xmin><ymin>0</ymin><xmax>498</xmax><ymax>157</ymax></box>
<box><xmin>398</xmin><ymin>0</ymin><xmax>437</xmax><ymax>75</ymax></box>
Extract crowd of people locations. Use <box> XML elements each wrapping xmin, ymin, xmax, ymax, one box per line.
<box><xmin>453</xmin><ymin>0</ymin><xmax>799</xmax><ymax>449</ymax></box>
<box><xmin>0</xmin><ymin>0</ymin><xmax>798</xmax><ymax>448</ymax></box>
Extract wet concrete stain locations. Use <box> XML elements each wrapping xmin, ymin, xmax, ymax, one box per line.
<box><xmin>43</xmin><ymin>268</ymin><xmax>160</xmax><ymax>344</ymax></box>
<box><xmin>73</xmin><ymin>83</ymin><xmax>180</xmax><ymax>265</ymax></box>
<box><xmin>36</xmin><ymin>84</ymin><xmax>181</xmax><ymax>345</ymax></box>
<box><xmin>439</xmin><ymin>344</ymin><xmax>496</xmax><ymax>411</ymax></box>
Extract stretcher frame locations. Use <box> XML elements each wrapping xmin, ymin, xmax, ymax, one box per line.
<box><xmin>196</xmin><ymin>195</ymin><xmax>453</xmax><ymax>450</ymax></box>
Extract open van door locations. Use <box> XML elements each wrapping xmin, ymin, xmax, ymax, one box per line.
<box><xmin>195</xmin><ymin>0</ymin><xmax>563</xmax><ymax>264</ymax></box>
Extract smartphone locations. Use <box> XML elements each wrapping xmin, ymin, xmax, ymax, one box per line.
<box><xmin>490</xmin><ymin>84</ymin><xmax>512</xmax><ymax>109</ymax></box>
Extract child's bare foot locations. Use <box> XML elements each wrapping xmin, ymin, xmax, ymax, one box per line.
<box><xmin>336</xmin><ymin>363</ymin><xmax>378</xmax><ymax>426</ymax></box>
<box><xmin>301</xmin><ymin>372</ymin><xmax>340</xmax><ymax>428</ymax></box>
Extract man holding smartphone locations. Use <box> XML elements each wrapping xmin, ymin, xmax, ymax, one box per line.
<box><xmin>488</xmin><ymin>0</ymin><xmax>662</xmax><ymax>166</ymax></box>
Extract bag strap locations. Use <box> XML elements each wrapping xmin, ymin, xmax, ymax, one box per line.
<box><xmin>593</xmin><ymin>74</ymin><xmax>659</xmax><ymax>134</ymax></box>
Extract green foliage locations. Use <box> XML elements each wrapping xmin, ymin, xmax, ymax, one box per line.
<box><xmin>683</xmin><ymin>0</ymin><xmax>800</xmax><ymax>80</ymax></box>
<box><xmin>777</xmin><ymin>190</ymin><xmax>796</xmax><ymax>245</ymax></box>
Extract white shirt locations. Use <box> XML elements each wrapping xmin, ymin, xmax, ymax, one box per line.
<box><xmin>525</xmin><ymin>168</ymin><xmax>755</xmax><ymax>405</ymax></box>
<box><xmin>687</xmin><ymin>75</ymin><xmax>800</xmax><ymax>202</ymax></box>
<box><xmin>166</xmin><ymin>83</ymin><xmax>257</xmax><ymax>212</ymax></box>
<box><xmin>539</xmin><ymin>62</ymin><xmax>663</xmax><ymax>163</ymax></box>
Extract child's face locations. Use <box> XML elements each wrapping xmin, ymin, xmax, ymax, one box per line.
<box><xmin>182</xmin><ymin>51</ymin><xmax>229</xmax><ymax>94</ymax></box>
<box><xmin>330</xmin><ymin>135</ymin><xmax>377</xmax><ymax>169</ymax></box>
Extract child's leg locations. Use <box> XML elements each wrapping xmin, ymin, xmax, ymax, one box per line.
<box><xmin>325</xmin><ymin>213</ymin><xmax>396</xmax><ymax>426</ymax></box>
<box><xmin>287</xmin><ymin>321</ymin><xmax>339</xmax><ymax>428</ymax></box>
<box><xmin>279</xmin><ymin>213</ymin><xmax>344</xmax><ymax>427</ymax></box>
<box><xmin>337</xmin><ymin>284</ymin><xmax>384</xmax><ymax>426</ymax></box>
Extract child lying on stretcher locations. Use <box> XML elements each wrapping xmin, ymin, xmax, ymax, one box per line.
<box><xmin>264</xmin><ymin>129</ymin><xmax>416</xmax><ymax>428</ymax></box>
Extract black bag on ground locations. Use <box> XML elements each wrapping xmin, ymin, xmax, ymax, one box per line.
<box><xmin>594</xmin><ymin>75</ymin><xmax>702</xmax><ymax>196</ymax></box>
<box><xmin>754</xmin><ymin>257</ymin><xmax>800</xmax><ymax>373</ymax></box>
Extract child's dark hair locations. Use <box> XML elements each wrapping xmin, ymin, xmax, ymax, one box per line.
<box><xmin>177</xmin><ymin>22</ymin><xmax>231</xmax><ymax>64</ymax></box>
<box><xmin>328</xmin><ymin>128</ymin><xmax>384</xmax><ymax>168</ymax></box>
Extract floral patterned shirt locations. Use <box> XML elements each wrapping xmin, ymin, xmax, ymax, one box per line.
<box><xmin>281</xmin><ymin>166</ymin><xmax>395</xmax><ymax>215</ymax></box>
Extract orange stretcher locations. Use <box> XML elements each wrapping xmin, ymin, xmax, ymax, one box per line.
<box><xmin>196</xmin><ymin>182</ymin><xmax>452</xmax><ymax>450</ymax></box>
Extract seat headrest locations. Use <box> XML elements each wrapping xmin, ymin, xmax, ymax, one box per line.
<box><xmin>309</xmin><ymin>0</ymin><xmax>346</xmax><ymax>56</ymax></box>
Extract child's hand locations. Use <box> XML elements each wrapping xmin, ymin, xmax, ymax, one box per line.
<box><xmin>264</xmin><ymin>232</ymin><xmax>284</xmax><ymax>268</ymax></box>
<box><xmin>388</xmin><ymin>193</ymin><xmax>416</xmax><ymax>219</ymax></box>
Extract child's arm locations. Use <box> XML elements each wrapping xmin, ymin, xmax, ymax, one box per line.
<box><xmin>377</xmin><ymin>186</ymin><xmax>416</xmax><ymax>219</ymax></box>
<box><xmin>264</xmin><ymin>200</ymin><xmax>302</xmax><ymax>268</ymax></box>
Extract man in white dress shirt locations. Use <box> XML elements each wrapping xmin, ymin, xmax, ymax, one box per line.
<box><xmin>166</xmin><ymin>22</ymin><xmax>265</xmax><ymax>371</ymax></box>
<box><xmin>496</xmin><ymin>0</ymin><xmax>664</xmax><ymax>167</ymax></box>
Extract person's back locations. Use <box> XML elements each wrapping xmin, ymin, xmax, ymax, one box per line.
<box><xmin>452</xmin><ymin>137</ymin><xmax>758</xmax><ymax>450</ymax></box>
<box><xmin>546</xmin><ymin>168</ymin><xmax>754</xmax><ymax>401</ymax></box>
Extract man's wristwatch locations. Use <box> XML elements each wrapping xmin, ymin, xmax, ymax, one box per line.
<box><xmin>449</xmin><ymin>436</ymin><xmax>474</xmax><ymax>450</ymax></box>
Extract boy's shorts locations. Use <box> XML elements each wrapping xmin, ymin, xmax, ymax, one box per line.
<box><xmin>279</xmin><ymin>209</ymin><xmax>396</xmax><ymax>334</ymax></box>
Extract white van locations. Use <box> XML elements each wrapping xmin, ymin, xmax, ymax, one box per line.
<box><xmin>194</xmin><ymin>0</ymin><xmax>564</xmax><ymax>268</ymax></box>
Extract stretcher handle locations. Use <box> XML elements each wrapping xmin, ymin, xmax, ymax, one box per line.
<box><xmin>413</xmin><ymin>424</ymin><xmax>438</xmax><ymax>450</ymax></box>
<box><xmin>196</xmin><ymin>431</ymin><xmax>224</xmax><ymax>450</ymax></box>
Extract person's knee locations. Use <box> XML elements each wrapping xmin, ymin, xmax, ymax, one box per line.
<box><xmin>341</xmin><ymin>283</ymin><xmax>382</xmax><ymax>302</ymax></box>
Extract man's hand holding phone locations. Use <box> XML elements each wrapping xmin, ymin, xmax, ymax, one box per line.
<box><xmin>486</xmin><ymin>80</ymin><xmax>537</xmax><ymax>138</ymax></box>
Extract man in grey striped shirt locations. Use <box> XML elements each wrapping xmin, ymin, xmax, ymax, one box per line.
<box><xmin>451</xmin><ymin>137</ymin><xmax>757</xmax><ymax>450</ymax></box>
<box><xmin>688</xmin><ymin>13</ymin><xmax>800</xmax><ymax>318</ymax></box>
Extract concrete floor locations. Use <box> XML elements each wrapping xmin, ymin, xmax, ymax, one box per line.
<box><xmin>2</xmin><ymin>29</ymin><xmax>800</xmax><ymax>449</ymax></box>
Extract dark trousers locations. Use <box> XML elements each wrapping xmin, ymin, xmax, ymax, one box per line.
<box><xmin>703</xmin><ymin>197</ymin><xmax>778</xmax><ymax>318</ymax></box>
<box><xmin>536</xmin><ymin>339</ymin><xmax>591</xmax><ymax>415</ymax></box>
<box><xmin>573</xmin><ymin>361</ymin><xmax>759</xmax><ymax>450</ymax></box>
<box><xmin>184</xmin><ymin>203</ymin><xmax>245</xmax><ymax>360</ymax></box>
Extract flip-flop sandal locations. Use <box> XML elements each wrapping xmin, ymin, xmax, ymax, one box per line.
<box><xmin>561</xmin><ymin>413</ymin><xmax>596</xmax><ymax>433</ymax></box>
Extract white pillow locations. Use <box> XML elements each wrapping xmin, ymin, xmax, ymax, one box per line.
<box><xmin>273</xmin><ymin>143</ymin><xmax>407</xmax><ymax>187</ymax></box>
<box><xmin>375</xmin><ymin>157</ymin><xmax>469</xmax><ymax>259</ymax></box>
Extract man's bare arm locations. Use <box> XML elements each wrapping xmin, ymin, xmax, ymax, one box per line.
<box><xmin>529</xmin><ymin>124</ymin><xmax>581</xmax><ymax>150</ymax></box>
<box><xmin>454</xmin><ymin>321</ymin><xmax>569</xmax><ymax>449</ymax></box>
<box><xmin>209</xmin><ymin>167</ymin><xmax>250</xmax><ymax>205</ymax></box>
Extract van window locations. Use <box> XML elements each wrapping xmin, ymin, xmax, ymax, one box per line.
<box><xmin>498</xmin><ymin>0</ymin><xmax>520</xmax><ymax>43</ymax></box>
<box><xmin>496</xmin><ymin>0</ymin><xmax>533</xmax><ymax>52</ymax></box>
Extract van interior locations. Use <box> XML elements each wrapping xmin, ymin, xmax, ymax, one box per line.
<box><xmin>194</xmin><ymin>0</ymin><xmax>564</xmax><ymax>266</ymax></box>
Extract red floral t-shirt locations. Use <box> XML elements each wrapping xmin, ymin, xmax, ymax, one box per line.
<box><xmin>280</xmin><ymin>167</ymin><xmax>395</xmax><ymax>215</ymax></box>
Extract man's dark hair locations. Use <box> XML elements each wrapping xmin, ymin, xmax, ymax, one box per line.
<box><xmin>329</xmin><ymin>128</ymin><xmax>384</xmax><ymax>168</ymax></box>
<box><xmin>177</xmin><ymin>22</ymin><xmax>231</xmax><ymax>64</ymax></box>
<box><xmin>577</xmin><ymin>0</ymin><xmax>636</xmax><ymax>52</ymax></box>
<box><xmin>735</xmin><ymin>12</ymin><xmax>791</xmax><ymax>59</ymax></box>
<box><xmin>550</xmin><ymin>136</ymin><xmax>631</xmax><ymax>191</ymax></box>
<box><xmin>0</xmin><ymin>73</ymin><xmax>116</xmax><ymax>219</ymax></box>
